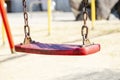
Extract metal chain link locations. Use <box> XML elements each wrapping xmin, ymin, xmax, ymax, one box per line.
<box><xmin>23</xmin><ymin>0</ymin><xmax>32</xmax><ymax>44</ymax></box>
<box><xmin>81</xmin><ymin>0</ymin><xmax>90</xmax><ymax>45</ymax></box>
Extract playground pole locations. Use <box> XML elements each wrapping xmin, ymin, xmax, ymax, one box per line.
<box><xmin>0</xmin><ymin>0</ymin><xmax>15</xmax><ymax>53</ymax></box>
<box><xmin>2</xmin><ymin>22</ymin><xmax>5</xmax><ymax>45</ymax></box>
<box><xmin>91</xmin><ymin>0</ymin><xmax>96</xmax><ymax>29</ymax></box>
<box><xmin>1</xmin><ymin>1</ymin><xmax>6</xmax><ymax>45</ymax></box>
<box><xmin>47</xmin><ymin>0</ymin><xmax>52</xmax><ymax>35</ymax></box>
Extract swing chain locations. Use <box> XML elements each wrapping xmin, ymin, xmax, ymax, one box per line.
<box><xmin>23</xmin><ymin>0</ymin><xmax>32</xmax><ymax>44</ymax></box>
<box><xmin>81</xmin><ymin>0</ymin><xmax>90</xmax><ymax>45</ymax></box>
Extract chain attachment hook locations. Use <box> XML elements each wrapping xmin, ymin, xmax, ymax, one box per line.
<box><xmin>81</xmin><ymin>0</ymin><xmax>91</xmax><ymax>46</ymax></box>
<box><xmin>22</xmin><ymin>0</ymin><xmax>32</xmax><ymax>44</ymax></box>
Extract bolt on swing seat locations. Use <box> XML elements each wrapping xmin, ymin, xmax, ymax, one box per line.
<box><xmin>15</xmin><ymin>0</ymin><xmax>100</xmax><ymax>55</ymax></box>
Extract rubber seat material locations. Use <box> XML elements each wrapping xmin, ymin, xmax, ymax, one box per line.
<box><xmin>15</xmin><ymin>41</ymin><xmax>100</xmax><ymax>55</ymax></box>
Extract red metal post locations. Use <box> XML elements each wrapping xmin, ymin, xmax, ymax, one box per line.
<box><xmin>0</xmin><ymin>0</ymin><xmax>15</xmax><ymax>53</ymax></box>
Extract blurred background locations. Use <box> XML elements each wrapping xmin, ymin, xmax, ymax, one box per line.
<box><xmin>4</xmin><ymin>0</ymin><xmax>120</xmax><ymax>20</ymax></box>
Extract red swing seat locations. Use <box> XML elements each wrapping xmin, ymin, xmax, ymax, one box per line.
<box><xmin>15</xmin><ymin>41</ymin><xmax>100</xmax><ymax>55</ymax></box>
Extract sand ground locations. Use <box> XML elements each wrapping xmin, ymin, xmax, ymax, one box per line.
<box><xmin>0</xmin><ymin>12</ymin><xmax>120</xmax><ymax>80</ymax></box>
